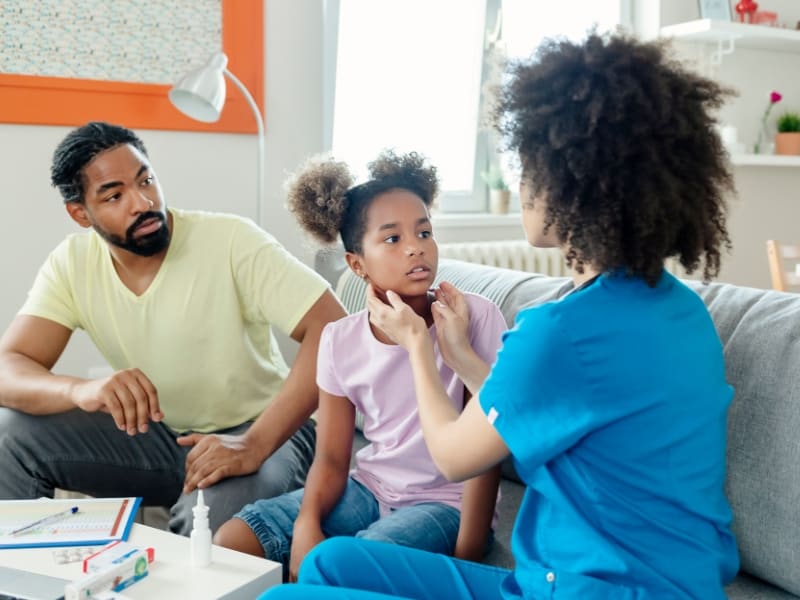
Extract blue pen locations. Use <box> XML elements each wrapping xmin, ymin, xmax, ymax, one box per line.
<box><xmin>10</xmin><ymin>506</ymin><xmax>79</xmax><ymax>536</ymax></box>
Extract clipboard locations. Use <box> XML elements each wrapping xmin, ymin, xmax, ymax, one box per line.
<box><xmin>0</xmin><ymin>497</ymin><xmax>141</xmax><ymax>550</ymax></box>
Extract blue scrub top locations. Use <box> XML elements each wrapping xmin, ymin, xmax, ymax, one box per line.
<box><xmin>480</xmin><ymin>271</ymin><xmax>739</xmax><ymax>599</ymax></box>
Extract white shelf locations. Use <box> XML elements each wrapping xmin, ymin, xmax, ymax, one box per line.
<box><xmin>730</xmin><ymin>153</ymin><xmax>800</xmax><ymax>166</ymax></box>
<box><xmin>660</xmin><ymin>19</ymin><xmax>800</xmax><ymax>53</ymax></box>
<box><xmin>660</xmin><ymin>20</ymin><xmax>800</xmax><ymax>170</ymax></box>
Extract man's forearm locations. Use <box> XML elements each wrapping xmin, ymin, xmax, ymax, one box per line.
<box><xmin>241</xmin><ymin>330</ymin><xmax>320</xmax><ymax>461</ymax></box>
<box><xmin>0</xmin><ymin>353</ymin><xmax>77</xmax><ymax>414</ymax></box>
<box><xmin>243</xmin><ymin>290</ymin><xmax>345</xmax><ymax>461</ymax></box>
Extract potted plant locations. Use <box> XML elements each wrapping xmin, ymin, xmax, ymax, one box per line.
<box><xmin>775</xmin><ymin>111</ymin><xmax>800</xmax><ymax>155</ymax></box>
<box><xmin>481</xmin><ymin>165</ymin><xmax>510</xmax><ymax>214</ymax></box>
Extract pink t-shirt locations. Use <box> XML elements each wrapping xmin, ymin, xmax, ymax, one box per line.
<box><xmin>316</xmin><ymin>292</ymin><xmax>507</xmax><ymax>512</ymax></box>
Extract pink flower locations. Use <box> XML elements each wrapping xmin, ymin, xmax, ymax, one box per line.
<box><xmin>763</xmin><ymin>91</ymin><xmax>782</xmax><ymax>122</ymax></box>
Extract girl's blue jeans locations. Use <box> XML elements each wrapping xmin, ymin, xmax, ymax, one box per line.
<box><xmin>235</xmin><ymin>477</ymin><xmax>462</xmax><ymax>572</ymax></box>
<box><xmin>258</xmin><ymin>537</ymin><xmax>513</xmax><ymax>600</ymax></box>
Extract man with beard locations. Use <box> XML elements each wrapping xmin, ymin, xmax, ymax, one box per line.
<box><xmin>0</xmin><ymin>122</ymin><xmax>346</xmax><ymax>535</ymax></box>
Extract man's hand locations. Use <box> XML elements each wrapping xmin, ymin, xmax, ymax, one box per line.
<box><xmin>289</xmin><ymin>517</ymin><xmax>326</xmax><ymax>582</ymax></box>
<box><xmin>70</xmin><ymin>368</ymin><xmax>163</xmax><ymax>435</ymax></box>
<box><xmin>178</xmin><ymin>433</ymin><xmax>264</xmax><ymax>493</ymax></box>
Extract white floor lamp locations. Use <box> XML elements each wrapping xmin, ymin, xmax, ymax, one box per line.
<box><xmin>169</xmin><ymin>52</ymin><xmax>264</xmax><ymax>227</ymax></box>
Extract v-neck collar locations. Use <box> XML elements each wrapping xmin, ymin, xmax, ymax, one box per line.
<box><xmin>102</xmin><ymin>209</ymin><xmax>177</xmax><ymax>301</ymax></box>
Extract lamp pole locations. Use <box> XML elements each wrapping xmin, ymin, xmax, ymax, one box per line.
<box><xmin>223</xmin><ymin>68</ymin><xmax>264</xmax><ymax>228</ymax></box>
<box><xmin>169</xmin><ymin>52</ymin><xmax>265</xmax><ymax>228</ymax></box>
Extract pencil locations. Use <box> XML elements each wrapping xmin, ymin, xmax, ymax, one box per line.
<box><xmin>10</xmin><ymin>505</ymin><xmax>79</xmax><ymax>536</ymax></box>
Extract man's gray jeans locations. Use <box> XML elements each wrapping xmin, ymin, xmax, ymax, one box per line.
<box><xmin>0</xmin><ymin>407</ymin><xmax>316</xmax><ymax>535</ymax></box>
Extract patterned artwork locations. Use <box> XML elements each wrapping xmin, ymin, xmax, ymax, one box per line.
<box><xmin>0</xmin><ymin>0</ymin><xmax>222</xmax><ymax>84</ymax></box>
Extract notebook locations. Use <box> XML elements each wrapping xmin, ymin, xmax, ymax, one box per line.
<box><xmin>0</xmin><ymin>497</ymin><xmax>141</xmax><ymax>550</ymax></box>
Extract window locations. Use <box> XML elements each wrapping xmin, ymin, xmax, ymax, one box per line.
<box><xmin>501</xmin><ymin>1</ymin><xmax>624</xmax><ymax>61</ymax></box>
<box><xmin>329</xmin><ymin>0</ymin><xmax>484</xmax><ymax>197</ymax></box>
<box><xmin>326</xmin><ymin>0</ymin><xmax>628</xmax><ymax>213</ymax></box>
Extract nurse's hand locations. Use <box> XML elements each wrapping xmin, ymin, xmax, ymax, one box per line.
<box><xmin>432</xmin><ymin>281</ymin><xmax>473</xmax><ymax>372</ymax></box>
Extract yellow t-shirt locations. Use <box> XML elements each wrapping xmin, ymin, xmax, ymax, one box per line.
<box><xmin>20</xmin><ymin>208</ymin><xmax>329</xmax><ymax>433</ymax></box>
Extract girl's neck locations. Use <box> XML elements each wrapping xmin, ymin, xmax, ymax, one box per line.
<box><xmin>405</xmin><ymin>290</ymin><xmax>435</xmax><ymax>326</ymax></box>
<box><xmin>369</xmin><ymin>290</ymin><xmax>434</xmax><ymax>345</ymax></box>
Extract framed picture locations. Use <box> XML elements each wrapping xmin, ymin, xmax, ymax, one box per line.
<box><xmin>698</xmin><ymin>0</ymin><xmax>733</xmax><ymax>21</ymax></box>
<box><xmin>0</xmin><ymin>0</ymin><xmax>263</xmax><ymax>133</ymax></box>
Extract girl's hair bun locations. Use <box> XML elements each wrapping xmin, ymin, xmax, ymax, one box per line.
<box><xmin>285</xmin><ymin>155</ymin><xmax>355</xmax><ymax>244</ymax></box>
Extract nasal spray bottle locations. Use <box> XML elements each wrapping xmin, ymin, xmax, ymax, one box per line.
<box><xmin>190</xmin><ymin>489</ymin><xmax>212</xmax><ymax>567</ymax></box>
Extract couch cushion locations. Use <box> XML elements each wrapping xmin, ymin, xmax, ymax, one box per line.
<box><xmin>685</xmin><ymin>281</ymin><xmax>800</xmax><ymax>596</ymax></box>
<box><xmin>725</xmin><ymin>572</ymin><xmax>800</xmax><ymax>600</ymax></box>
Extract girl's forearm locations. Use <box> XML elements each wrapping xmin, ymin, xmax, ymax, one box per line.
<box><xmin>296</xmin><ymin>457</ymin><xmax>349</xmax><ymax>526</ymax></box>
<box><xmin>454</xmin><ymin>463</ymin><xmax>501</xmax><ymax>561</ymax></box>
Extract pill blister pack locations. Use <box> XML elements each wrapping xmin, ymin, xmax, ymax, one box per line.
<box><xmin>52</xmin><ymin>545</ymin><xmax>97</xmax><ymax>564</ymax></box>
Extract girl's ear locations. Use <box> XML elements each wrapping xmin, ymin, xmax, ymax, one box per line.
<box><xmin>345</xmin><ymin>252</ymin><xmax>367</xmax><ymax>279</ymax></box>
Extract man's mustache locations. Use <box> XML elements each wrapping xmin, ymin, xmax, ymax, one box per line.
<box><xmin>126</xmin><ymin>211</ymin><xmax>165</xmax><ymax>238</ymax></box>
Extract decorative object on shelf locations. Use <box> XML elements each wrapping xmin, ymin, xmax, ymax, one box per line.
<box><xmin>775</xmin><ymin>112</ymin><xmax>800</xmax><ymax>155</ymax></box>
<box><xmin>754</xmin><ymin>90</ymin><xmax>782</xmax><ymax>154</ymax></box>
<box><xmin>752</xmin><ymin>11</ymin><xmax>778</xmax><ymax>26</ymax></box>
<box><xmin>718</xmin><ymin>124</ymin><xmax>747</xmax><ymax>155</ymax></box>
<box><xmin>481</xmin><ymin>164</ymin><xmax>511</xmax><ymax>215</ymax></box>
<box><xmin>698</xmin><ymin>0</ymin><xmax>732</xmax><ymax>21</ymax></box>
<box><xmin>735</xmin><ymin>0</ymin><xmax>758</xmax><ymax>23</ymax></box>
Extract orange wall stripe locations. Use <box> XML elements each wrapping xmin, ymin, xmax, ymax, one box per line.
<box><xmin>0</xmin><ymin>0</ymin><xmax>264</xmax><ymax>134</ymax></box>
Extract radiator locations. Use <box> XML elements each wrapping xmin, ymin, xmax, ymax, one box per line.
<box><xmin>438</xmin><ymin>240</ymin><xmax>681</xmax><ymax>277</ymax></box>
<box><xmin>438</xmin><ymin>240</ymin><xmax>569</xmax><ymax>277</ymax></box>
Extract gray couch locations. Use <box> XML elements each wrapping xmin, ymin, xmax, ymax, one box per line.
<box><xmin>315</xmin><ymin>249</ymin><xmax>800</xmax><ymax>600</ymax></box>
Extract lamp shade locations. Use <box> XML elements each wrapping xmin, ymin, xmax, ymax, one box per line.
<box><xmin>169</xmin><ymin>52</ymin><xmax>229</xmax><ymax>123</ymax></box>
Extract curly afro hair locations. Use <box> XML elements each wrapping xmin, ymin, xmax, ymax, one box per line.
<box><xmin>492</xmin><ymin>31</ymin><xmax>734</xmax><ymax>285</ymax></box>
<box><xmin>286</xmin><ymin>149</ymin><xmax>439</xmax><ymax>254</ymax></box>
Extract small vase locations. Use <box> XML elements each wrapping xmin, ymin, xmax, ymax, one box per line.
<box><xmin>489</xmin><ymin>189</ymin><xmax>510</xmax><ymax>214</ymax></box>
<box><xmin>775</xmin><ymin>132</ymin><xmax>800</xmax><ymax>155</ymax></box>
<box><xmin>754</xmin><ymin>120</ymin><xmax>774</xmax><ymax>154</ymax></box>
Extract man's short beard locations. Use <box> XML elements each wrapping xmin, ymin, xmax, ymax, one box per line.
<box><xmin>95</xmin><ymin>211</ymin><xmax>170</xmax><ymax>257</ymax></box>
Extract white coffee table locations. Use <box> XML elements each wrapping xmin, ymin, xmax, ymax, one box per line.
<box><xmin>0</xmin><ymin>523</ymin><xmax>281</xmax><ymax>599</ymax></box>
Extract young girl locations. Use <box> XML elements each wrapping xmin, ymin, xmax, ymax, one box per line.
<box><xmin>214</xmin><ymin>150</ymin><xmax>507</xmax><ymax>581</ymax></box>
<box><xmin>260</xmin><ymin>32</ymin><xmax>740</xmax><ymax>599</ymax></box>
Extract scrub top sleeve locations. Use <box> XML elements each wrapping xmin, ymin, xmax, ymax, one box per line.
<box><xmin>479</xmin><ymin>304</ymin><xmax>599</xmax><ymax>470</ymax></box>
